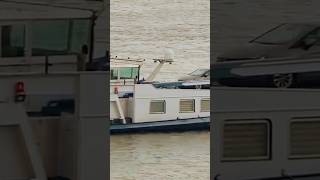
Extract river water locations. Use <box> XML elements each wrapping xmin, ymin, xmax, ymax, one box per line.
<box><xmin>110</xmin><ymin>132</ymin><xmax>210</xmax><ymax>180</ymax></box>
<box><xmin>110</xmin><ymin>0</ymin><xmax>320</xmax><ymax>178</ymax></box>
<box><xmin>110</xmin><ymin>0</ymin><xmax>210</xmax><ymax>179</ymax></box>
<box><xmin>111</xmin><ymin>0</ymin><xmax>210</xmax><ymax>82</ymax></box>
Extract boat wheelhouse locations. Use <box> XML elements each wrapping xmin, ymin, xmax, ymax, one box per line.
<box><xmin>0</xmin><ymin>1</ymin><xmax>108</xmax><ymax>115</ymax></box>
<box><xmin>0</xmin><ymin>1</ymin><xmax>96</xmax><ymax>73</ymax></box>
<box><xmin>0</xmin><ymin>2</ymin><xmax>108</xmax><ymax>180</ymax></box>
<box><xmin>110</xmin><ymin>57</ymin><xmax>144</xmax><ymax>96</ymax></box>
<box><xmin>109</xmin><ymin>57</ymin><xmax>210</xmax><ymax>133</ymax></box>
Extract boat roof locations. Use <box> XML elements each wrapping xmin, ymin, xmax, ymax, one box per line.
<box><xmin>182</xmin><ymin>80</ymin><xmax>210</xmax><ymax>86</ymax></box>
<box><xmin>111</xmin><ymin>64</ymin><xmax>140</xmax><ymax>68</ymax></box>
<box><xmin>0</xmin><ymin>1</ymin><xmax>94</xmax><ymax>21</ymax></box>
<box><xmin>110</xmin><ymin>57</ymin><xmax>145</xmax><ymax>68</ymax></box>
<box><xmin>281</xmin><ymin>22</ymin><xmax>320</xmax><ymax>27</ymax></box>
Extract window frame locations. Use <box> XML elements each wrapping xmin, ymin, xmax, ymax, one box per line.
<box><xmin>118</xmin><ymin>67</ymin><xmax>139</xmax><ymax>79</ymax></box>
<box><xmin>30</xmin><ymin>18</ymin><xmax>91</xmax><ymax>56</ymax></box>
<box><xmin>0</xmin><ymin>21</ymin><xmax>29</xmax><ymax>59</ymax></box>
<box><xmin>0</xmin><ymin>18</ymin><xmax>92</xmax><ymax>62</ymax></box>
<box><xmin>295</xmin><ymin>27</ymin><xmax>320</xmax><ymax>48</ymax></box>
<box><xmin>111</xmin><ymin>67</ymin><xmax>140</xmax><ymax>80</ymax></box>
<box><xmin>221</xmin><ymin>119</ymin><xmax>271</xmax><ymax>162</ymax></box>
<box><xmin>200</xmin><ymin>98</ymin><xmax>210</xmax><ymax>112</ymax></box>
<box><xmin>149</xmin><ymin>100</ymin><xmax>166</xmax><ymax>114</ymax></box>
<box><xmin>179</xmin><ymin>99</ymin><xmax>195</xmax><ymax>113</ymax></box>
<box><xmin>30</xmin><ymin>20</ymin><xmax>71</xmax><ymax>56</ymax></box>
<box><xmin>289</xmin><ymin>117</ymin><xmax>320</xmax><ymax>159</ymax></box>
<box><xmin>110</xmin><ymin>68</ymin><xmax>118</xmax><ymax>80</ymax></box>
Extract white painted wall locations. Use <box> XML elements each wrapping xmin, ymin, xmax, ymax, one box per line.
<box><xmin>0</xmin><ymin>72</ymin><xmax>108</xmax><ymax>180</ymax></box>
<box><xmin>212</xmin><ymin>87</ymin><xmax>320</xmax><ymax>180</ymax></box>
<box><xmin>0</xmin><ymin>73</ymin><xmax>76</xmax><ymax>112</ymax></box>
<box><xmin>133</xmin><ymin>84</ymin><xmax>210</xmax><ymax>123</ymax></box>
<box><xmin>0</xmin><ymin>103</ymin><xmax>47</xmax><ymax>180</ymax></box>
<box><xmin>76</xmin><ymin>72</ymin><xmax>108</xmax><ymax>180</ymax></box>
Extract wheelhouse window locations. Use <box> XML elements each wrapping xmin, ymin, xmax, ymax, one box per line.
<box><xmin>119</xmin><ymin>67</ymin><xmax>139</xmax><ymax>79</ymax></box>
<box><xmin>222</xmin><ymin>120</ymin><xmax>271</xmax><ymax>161</ymax></box>
<box><xmin>70</xmin><ymin>20</ymin><xmax>91</xmax><ymax>53</ymax></box>
<box><xmin>300</xmin><ymin>28</ymin><xmax>320</xmax><ymax>47</ymax></box>
<box><xmin>0</xmin><ymin>19</ymin><xmax>90</xmax><ymax>58</ymax></box>
<box><xmin>111</xmin><ymin>68</ymin><xmax>118</xmax><ymax>80</ymax></box>
<box><xmin>1</xmin><ymin>24</ymin><xmax>25</xmax><ymax>57</ymax></box>
<box><xmin>31</xmin><ymin>19</ymin><xmax>90</xmax><ymax>56</ymax></box>
<box><xmin>111</xmin><ymin>67</ymin><xmax>139</xmax><ymax>80</ymax></box>
<box><xmin>150</xmin><ymin>100</ymin><xmax>166</xmax><ymax>114</ymax></box>
<box><xmin>180</xmin><ymin>99</ymin><xmax>195</xmax><ymax>113</ymax></box>
<box><xmin>252</xmin><ymin>24</ymin><xmax>316</xmax><ymax>45</ymax></box>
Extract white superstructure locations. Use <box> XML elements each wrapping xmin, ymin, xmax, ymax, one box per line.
<box><xmin>110</xmin><ymin>57</ymin><xmax>210</xmax><ymax>125</ymax></box>
<box><xmin>0</xmin><ymin>1</ymin><xmax>98</xmax><ymax>74</ymax></box>
<box><xmin>0</xmin><ymin>2</ymin><xmax>108</xmax><ymax>180</ymax></box>
<box><xmin>212</xmin><ymin>87</ymin><xmax>320</xmax><ymax>180</ymax></box>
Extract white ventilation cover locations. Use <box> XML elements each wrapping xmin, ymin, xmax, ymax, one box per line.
<box><xmin>180</xmin><ymin>99</ymin><xmax>195</xmax><ymax>113</ymax></box>
<box><xmin>223</xmin><ymin>120</ymin><xmax>270</xmax><ymax>161</ymax></box>
<box><xmin>201</xmin><ymin>99</ymin><xmax>210</xmax><ymax>112</ymax></box>
<box><xmin>290</xmin><ymin>119</ymin><xmax>320</xmax><ymax>158</ymax></box>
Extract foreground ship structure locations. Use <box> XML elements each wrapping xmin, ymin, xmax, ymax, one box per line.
<box><xmin>212</xmin><ymin>23</ymin><xmax>320</xmax><ymax>180</ymax></box>
<box><xmin>0</xmin><ymin>1</ymin><xmax>108</xmax><ymax>180</ymax></box>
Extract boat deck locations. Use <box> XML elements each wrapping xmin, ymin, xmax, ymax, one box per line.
<box><xmin>111</xmin><ymin>117</ymin><xmax>210</xmax><ymax>134</ymax></box>
<box><xmin>152</xmin><ymin>81</ymin><xmax>210</xmax><ymax>89</ymax></box>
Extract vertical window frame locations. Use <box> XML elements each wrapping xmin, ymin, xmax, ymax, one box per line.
<box><xmin>0</xmin><ymin>21</ymin><xmax>27</xmax><ymax>58</ymax></box>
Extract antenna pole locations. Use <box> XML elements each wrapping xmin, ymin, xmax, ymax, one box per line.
<box><xmin>145</xmin><ymin>59</ymin><xmax>173</xmax><ymax>82</ymax></box>
<box><xmin>89</xmin><ymin>13</ymin><xmax>97</xmax><ymax>63</ymax></box>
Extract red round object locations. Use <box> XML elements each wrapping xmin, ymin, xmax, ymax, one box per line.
<box><xmin>15</xmin><ymin>82</ymin><xmax>25</xmax><ymax>93</ymax></box>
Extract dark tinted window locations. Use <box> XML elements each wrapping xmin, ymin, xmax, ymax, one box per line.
<box><xmin>32</xmin><ymin>20</ymin><xmax>70</xmax><ymax>56</ymax></box>
<box><xmin>1</xmin><ymin>24</ymin><xmax>25</xmax><ymax>57</ymax></box>
<box><xmin>253</xmin><ymin>24</ymin><xmax>315</xmax><ymax>45</ymax></box>
<box><xmin>32</xmin><ymin>20</ymin><xmax>90</xmax><ymax>56</ymax></box>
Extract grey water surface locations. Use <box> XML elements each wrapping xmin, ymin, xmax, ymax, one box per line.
<box><xmin>110</xmin><ymin>1</ymin><xmax>210</xmax><ymax>179</ymax></box>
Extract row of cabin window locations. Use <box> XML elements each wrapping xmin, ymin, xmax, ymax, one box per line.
<box><xmin>222</xmin><ymin>118</ymin><xmax>320</xmax><ymax>161</ymax></box>
<box><xmin>149</xmin><ymin>99</ymin><xmax>210</xmax><ymax>114</ymax></box>
<box><xmin>110</xmin><ymin>67</ymin><xmax>139</xmax><ymax>80</ymax></box>
<box><xmin>1</xmin><ymin>20</ymin><xmax>90</xmax><ymax>58</ymax></box>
